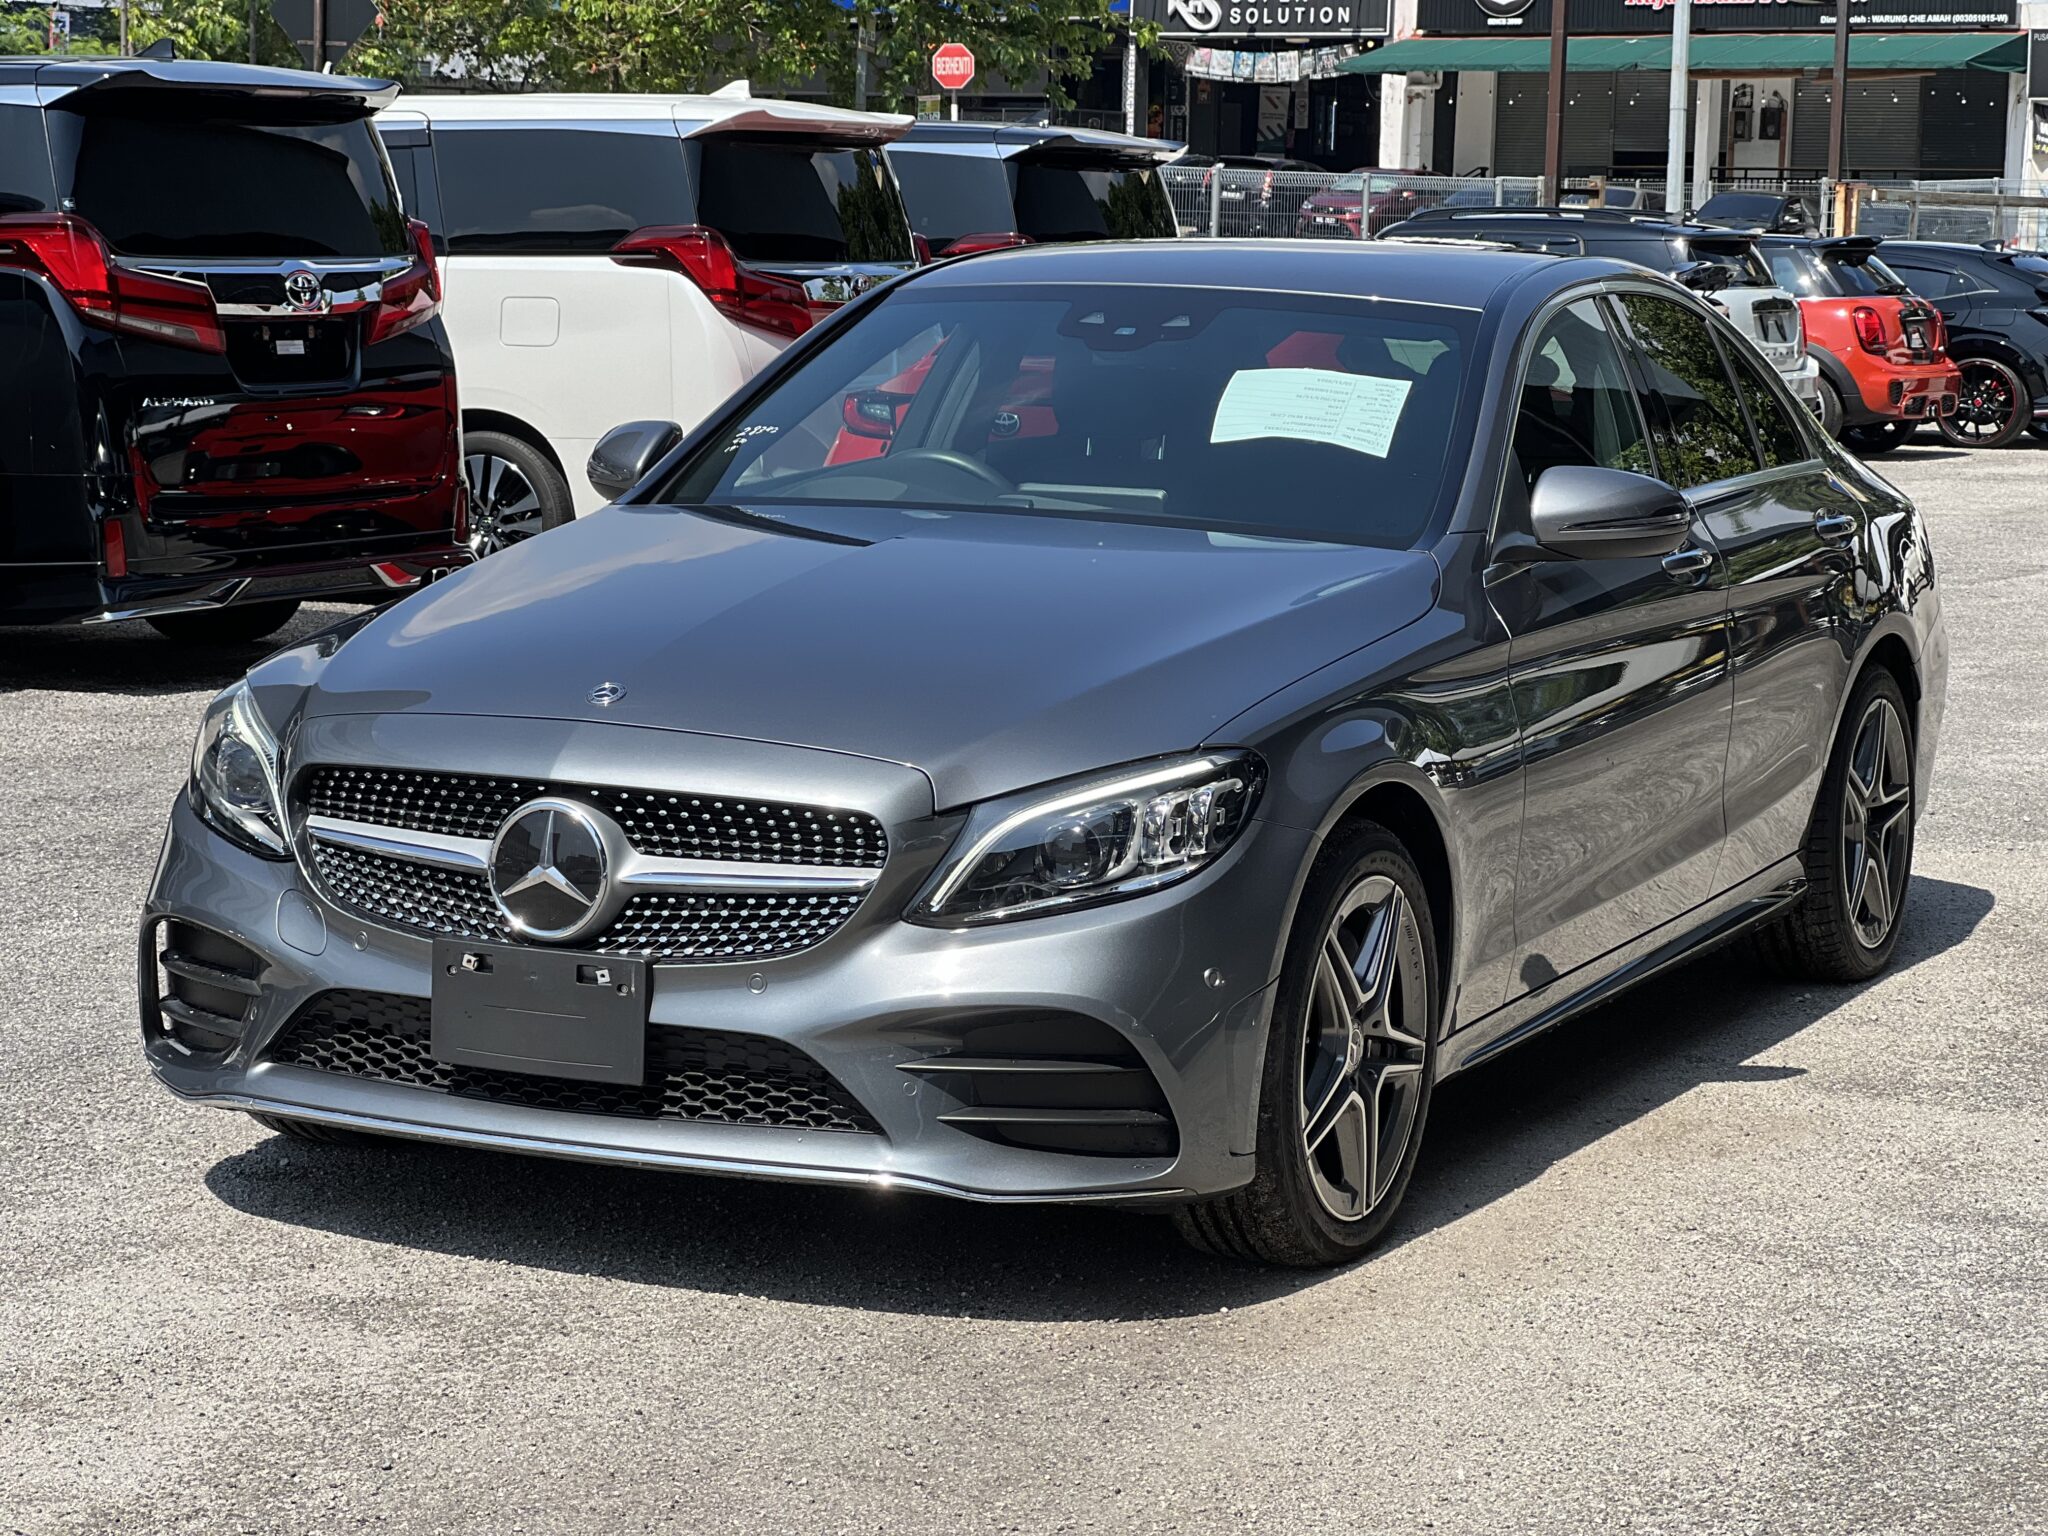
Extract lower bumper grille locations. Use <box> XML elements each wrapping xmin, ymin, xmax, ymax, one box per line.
<box><xmin>266</xmin><ymin>990</ymin><xmax>880</xmax><ymax>1134</ymax></box>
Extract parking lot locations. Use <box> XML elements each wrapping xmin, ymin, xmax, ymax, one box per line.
<box><xmin>1</xmin><ymin>438</ymin><xmax>2042</xmax><ymax>1534</ymax></box>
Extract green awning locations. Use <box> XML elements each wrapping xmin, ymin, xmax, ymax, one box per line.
<box><xmin>1343</xmin><ymin>30</ymin><xmax>2024</xmax><ymax>76</ymax></box>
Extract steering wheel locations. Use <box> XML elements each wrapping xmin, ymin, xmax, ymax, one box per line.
<box><xmin>882</xmin><ymin>449</ymin><xmax>1016</xmax><ymax>494</ymax></box>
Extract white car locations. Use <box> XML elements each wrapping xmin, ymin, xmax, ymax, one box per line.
<box><xmin>376</xmin><ymin>91</ymin><xmax>917</xmax><ymax>552</ymax></box>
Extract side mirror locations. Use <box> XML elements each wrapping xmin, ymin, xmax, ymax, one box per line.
<box><xmin>1528</xmin><ymin>465</ymin><xmax>1692</xmax><ymax>560</ymax></box>
<box><xmin>587</xmin><ymin>420</ymin><xmax>683</xmax><ymax>502</ymax></box>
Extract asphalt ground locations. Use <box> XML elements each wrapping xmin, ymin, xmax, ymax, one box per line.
<box><xmin>2</xmin><ymin>437</ymin><xmax>2042</xmax><ymax>1535</ymax></box>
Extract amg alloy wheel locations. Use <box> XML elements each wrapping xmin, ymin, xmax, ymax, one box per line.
<box><xmin>1174</xmin><ymin>825</ymin><xmax>1437</xmax><ymax>1266</ymax></box>
<box><xmin>463</xmin><ymin>430</ymin><xmax>572</xmax><ymax>557</ymax></box>
<box><xmin>1761</xmin><ymin>669</ymin><xmax>1915</xmax><ymax>982</ymax></box>
<box><xmin>1937</xmin><ymin>358</ymin><xmax>2027</xmax><ymax>448</ymax></box>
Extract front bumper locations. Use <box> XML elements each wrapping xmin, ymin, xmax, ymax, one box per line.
<box><xmin>141</xmin><ymin>753</ymin><xmax>1309</xmax><ymax>1205</ymax></box>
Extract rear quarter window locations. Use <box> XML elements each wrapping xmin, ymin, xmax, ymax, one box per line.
<box><xmin>1011</xmin><ymin>164</ymin><xmax>1175</xmax><ymax>243</ymax></box>
<box><xmin>52</xmin><ymin>105</ymin><xmax>405</xmax><ymax>258</ymax></box>
<box><xmin>887</xmin><ymin>151</ymin><xmax>1019</xmax><ymax>253</ymax></box>
<box><xmin>434</xmin><ymin>125</ymin><xmax>691</xmax><ymax>255</ymax></box>
<box><xmin>0</xmin><ymin>104</ymin><xmax>54</xmax><ymax>215</ymax></box>
<box><xmin>694</xmin><ymin>138</ymin><xmax>911</xmax><ymax>264</ymax></box>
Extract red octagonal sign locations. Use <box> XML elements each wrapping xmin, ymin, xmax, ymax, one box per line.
<box><xmin>931</xmin><ymin>42</ymin><xmax>976</xmax><ymax>92</ymax></box>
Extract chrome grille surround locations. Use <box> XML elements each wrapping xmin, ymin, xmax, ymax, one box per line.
<box><xmin>295</xmin><ymin>766</ymin><xmax>884</xmax><ymax>965</ymax></box>
<box><xmin>304</xmin><ymin>765</ymin><xmax>887</xmax><ymax>867</ymax></box>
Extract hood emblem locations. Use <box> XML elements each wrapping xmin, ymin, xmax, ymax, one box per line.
<box><xmin>283</xmin><ymin>269</ymin><xmax>329</xmax><ymax>314</ymax></box>
<box><xmin>488</xmin><ymin>800</ymin><xmax>612</xmax><ymax>942</ymax></box>
<box><xmin>590</xmin><ymin>681</ymin><xmax>626</xmax><ymax>707</ymax></box>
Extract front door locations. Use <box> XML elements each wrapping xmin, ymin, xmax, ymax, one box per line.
<box><xmin>1640</xmin><ymin>300</ymin><xmax>1861</xmax><ymax>885</ymax></box>
<box><xmin>1489</xmin><ymin>295</ymin><xmax>1733</xmax><ymax>998</ymax></box>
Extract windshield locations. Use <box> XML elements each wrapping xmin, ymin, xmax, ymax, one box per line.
<box><xmin>53</xmin><ymin>104</ymin><xmax>405</xmax><ymax>258</ymax></box>
<box><xmin>1699</xmin><ymin>194</ymin><xmax>1782</xmax><ymax>223</ymax></box>
<box><xmin>656</xmin><ymin>284</ymin><xmax>1474</xmax><ymax>548</ymax></box>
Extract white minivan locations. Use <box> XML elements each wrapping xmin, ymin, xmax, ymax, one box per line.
<box><xmin>376</xmin><ymin>92</ymin><xmax>916</xmax><ymax>552</ymax></box>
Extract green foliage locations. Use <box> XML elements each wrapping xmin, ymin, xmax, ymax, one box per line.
<box><xmin>4</xmin><ymin>2</ymin><xmax>1145</xmax><ymax>117</ymax></box>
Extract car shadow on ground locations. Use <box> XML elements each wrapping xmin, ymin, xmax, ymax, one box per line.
<box><xmin>0</xmin><ymin>608</ymin><xmax>341</xmax><ymax>697</ymax></box>
<box><xmin>203</xmin><ymin>875</ymin><xmax>1993</xmax><ymax>1321</ymax></box>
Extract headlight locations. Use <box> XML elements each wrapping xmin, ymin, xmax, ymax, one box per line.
<box><xmin>190</xmin><ymin>682</ymin><xmax>289</xmax><ymax>858</ymax></box>
<box><xmin>912</xmin><ymin>753</ymin><xmax>1263</xmax><ymax>926</ymax></box>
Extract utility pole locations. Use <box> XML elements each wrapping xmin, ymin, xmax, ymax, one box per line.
<box><xmin>1543</xmin><ymin>0</ymin><xmax>1569</xmax><ymax>204</ymax></box>
<box><xmin>311</xmin><ymin>0</ymin><xmax>327</xmax><ymax>71</ymax></box>
<box><xmin>1664</xmin><ymin>0</ymin><xmax>1691</xmax><ymax>214</ymax></box>
<box><xmin>118</xmin><ymin>0</ymin><xmax>129</xmax><ymax>55</ymax></box>
<box><xmin>248</xmin><ymin>0</ymin><xmax>259</xmax><ymax>63</ymax></box>
<box><xmin>853</xmin><ymin>17</ymin><xmax>871</xmax><ymax>110</ymax></box>
<box><xmin>1826</xmin><ymin>0</ymin><xmax>1852</xmax><ymax>186</ymax></box>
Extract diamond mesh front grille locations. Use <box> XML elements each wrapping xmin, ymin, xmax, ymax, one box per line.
<box><xmin>303</xmin><ymin>766</ymin><xmax>887</xmax><ymax>868</ymax></box>
<box><xmin>266</xmin><ymin>990</ymin><xmax>880</xmax><ymax>1134</ymax></box>
<box><xmin>306</xmin><ymin>841</ymin><xmax>867</xmax><ymax>963</ymax></box>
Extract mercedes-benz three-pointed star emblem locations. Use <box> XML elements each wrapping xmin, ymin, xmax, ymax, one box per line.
<box><xmin>487</xmin><ymin>798</ymin><xmax>613</xmax><ymax>942</ymax></box>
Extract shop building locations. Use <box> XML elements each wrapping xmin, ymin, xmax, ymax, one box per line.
<box><xmin>1357</xmin><ymin>0</ymin><xmax>2025</xmax><ymax>188</ymax></box>
<box><xmin>1129</xmin><ymin>0</ymin><xmax>1399</xmax><ymax>165</ymax></box>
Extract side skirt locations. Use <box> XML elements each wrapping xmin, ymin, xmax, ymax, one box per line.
<box><xmin>1441</xmin><ymin>856</ymin><xmax>1808</xmax><ymax>1079</ymax></box>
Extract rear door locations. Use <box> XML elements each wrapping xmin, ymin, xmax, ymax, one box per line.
<box><xmin>1611</xmin><ymin>289</ymin><xmax>1856</xmax><ymax>889</ymax></box>
<box><xmin>1491</xmin><ymin>294</ymin><xmax>1732</xmax><ymax>996</ymax></box>
<box><xmin>45</xmin><ymin>82</ymin><xmax>457</xmax><ymax>567</ymax></box>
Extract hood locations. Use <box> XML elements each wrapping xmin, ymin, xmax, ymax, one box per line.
<box><xmin>302</xmin><ymin>505</ymin><xmax>1437</xmax><ymax>809</ymax></box>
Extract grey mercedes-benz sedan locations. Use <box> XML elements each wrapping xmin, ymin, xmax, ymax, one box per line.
<box><xmin>142</xmin><ymin>241</ymin><xmax>1946</xmax><ymax>1266</ymax></box>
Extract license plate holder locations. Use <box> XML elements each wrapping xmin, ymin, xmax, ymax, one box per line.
<box><xmin>431</xmin><ymin>940</ymin><xmax>647</xmax><ymax>1085</ymax></box>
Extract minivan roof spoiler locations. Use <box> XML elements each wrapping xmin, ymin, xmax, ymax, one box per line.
<box><xmin>24</xmin><ymin>57</ymin><xmax>400</xmax><ymax>111</ymax></box>
<box><xmin>899</xmin><ymin>121</ymin><xmax>1186</xmax><ymax>164</ymax></box>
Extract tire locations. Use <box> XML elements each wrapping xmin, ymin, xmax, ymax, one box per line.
<box><xmin>1843</xmin><ymin>420</ymin><xmax>1917</xmax><ymax>456</ymax></box>
<box><xmin>464</xmin><ymin>429</ymin><xmax>573</xmax><ymax>557</ymax></box>
<box><xmin>1937</xmin><ymin>358</ymin><xmax>2028</xmax><ymax>449</ymax></box>
<box><xmin>146</xmin><ymin>599</ymin><xmax>301</xmax><ymax>645</ymax></box>
<box><xmin>1758</xmin><ymin>669</ymin><xmax>1915</xmax><ymax>984</ymax></box>
<box><xmin>1816</xmin><ymin>377</ymin><xmax>1845</xmax><ymax>441</ymax></box>
<box><xmin>249</xmin><ymin>1112</ymin><xmax>374</xmax><ymax>1146</ymax></box>
<box><xmin>1173</xmin><ymin>823</ymin><xmax>1439</xmax><ymax>1267</ymax></box>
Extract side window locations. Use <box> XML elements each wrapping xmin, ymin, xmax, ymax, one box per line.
<box><xmin>1615</xmin><ymin>293</ymin><xmax>1760</xmax><ymax>489</ymax></box>
<box><xmin>435</xmin><ymin>126</ymin><xmax>691</xmax><ymax>255</ymax></box>
<box><xmin>1509</xmin><ymin>298</ymin><xmax>1654</xmax><ymax>494</ymax></box>
<box><xmin>0</xmin><ymin>105</ymin><xmax>54</xmax><ymax>215</ymax></box>
<box><xmin>1724</xmin><ymin>339</ymin><xmax>1810</xmax><ymax>469</ymax></box>
<box><xmin>1887</xmin><ymin>262</ymin><xmax>1973</xmax><ymax>299</ymax></box>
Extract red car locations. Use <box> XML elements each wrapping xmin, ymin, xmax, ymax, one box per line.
<box><xmin>1760</xmin><ymin>236</ymin><xmax>1960</xmax><ymax>454</ymax></box>
<box><xmin>1294</xmin><ymin>167</ymin><xmax>1430</xmax><ymax>240</ymax></box>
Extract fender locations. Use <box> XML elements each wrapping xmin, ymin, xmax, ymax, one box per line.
<box><xmin>1805</xmin><ymin>342</ymin><xmax>1872</xmax><ymax>422</ymax></box>
<box><xmin>1942</xmin><ymin>333</ymin><xmax>2048</xmax><ymax>401</ymax></box>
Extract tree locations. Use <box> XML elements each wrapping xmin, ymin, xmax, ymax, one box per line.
<box><xmin>847</xmin><ymin>1</ymin><xmax>1149</xmax><ymax>114</ymax></box>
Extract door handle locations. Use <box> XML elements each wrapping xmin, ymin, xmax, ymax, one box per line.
<box><xmin>1661</xmin><ymin>547</ymin><xmax>1714</xmax><ymax>582</ymax></box>
<box><xmin>1814</xmin><ymin>512</ymin><xmax>1857</xmax><ymax>543</ymax></box>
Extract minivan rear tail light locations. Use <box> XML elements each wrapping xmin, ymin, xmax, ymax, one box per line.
<box><xmin>611</xmin><ymin>225</ymin><xmax>815</xmax><ymax>340</ymax></box>
<box><xmin>0</xmin><ymin>213</ymin><xmax>223</xmax><ymax>352</ymax></box>
<box><xmin>366</xmin><ymin>218</ymin><xmax>441</xmax><ymax>346</ymax></box>
<box><xmin>1852</xmin><ymin>305</ymin><xmax>1887</xmax><ymax>354</ymax></box>
<box><xmin>841</xmin><ymin>388</ymin><xmax>912</xmax><ymax>440</ymax></box>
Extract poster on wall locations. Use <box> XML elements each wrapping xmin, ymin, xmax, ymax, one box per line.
<box><xmin>1257</xmin><ymin>86</ymin><xmax>1290</xmax><ymax>154</ymax></box>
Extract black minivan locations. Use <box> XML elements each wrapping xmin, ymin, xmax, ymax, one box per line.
<box><xmin>0</xmin><ymin>58</ymin><xmax>466</xmax><ymax>642</ymax></box>
<box><xmin>886</xmin><ymin>123</ymin><xmax>1180</xmax><ymax>258</ymax></box>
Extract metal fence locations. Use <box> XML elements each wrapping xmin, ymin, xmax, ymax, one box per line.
<box><xmin>1159</xmin><ymin>165</ymin><xmax>2047</xmax><ymax>247</ymax></box>
<box><xmin>1161</xmin><ymin>166</ymin><xmax>1540</xmax><ymax>239</ymax></box>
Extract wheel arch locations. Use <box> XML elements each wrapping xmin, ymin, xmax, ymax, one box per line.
<box><xmin>461</xmin><ymin>410</ymin><xmax>568</xmax><ymax>481</ymax></box>
<box><xmin>1313</xmin><ymin>767</ymin><xmax>1459</xmax><ymax>1034</ymax></box>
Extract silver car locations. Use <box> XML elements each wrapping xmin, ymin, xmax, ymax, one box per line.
<box><xmin>142</xmin><ymin>241</ymin><xmax>1944</xmax><ymax>1266</ymax></box>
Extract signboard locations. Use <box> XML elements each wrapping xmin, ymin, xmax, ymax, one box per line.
<box><xmin>1414</xmin><ymin>0</ymin><xmax>2017</xmax><ymax>34</ymax></box>
<box><xmin>2029</xmin><ymin>28</ymin><xmax>2048</xmax><ymax>99</ymax></box>
<box><xmin>1135</xmin><ymin>0</ymin><xmax>1394</xmax><ymax>41</ymax></box>
<box><xmin>931</xmin><ymin>42</ymin><xmax>976</xmax><ymax>92</ymax></box>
